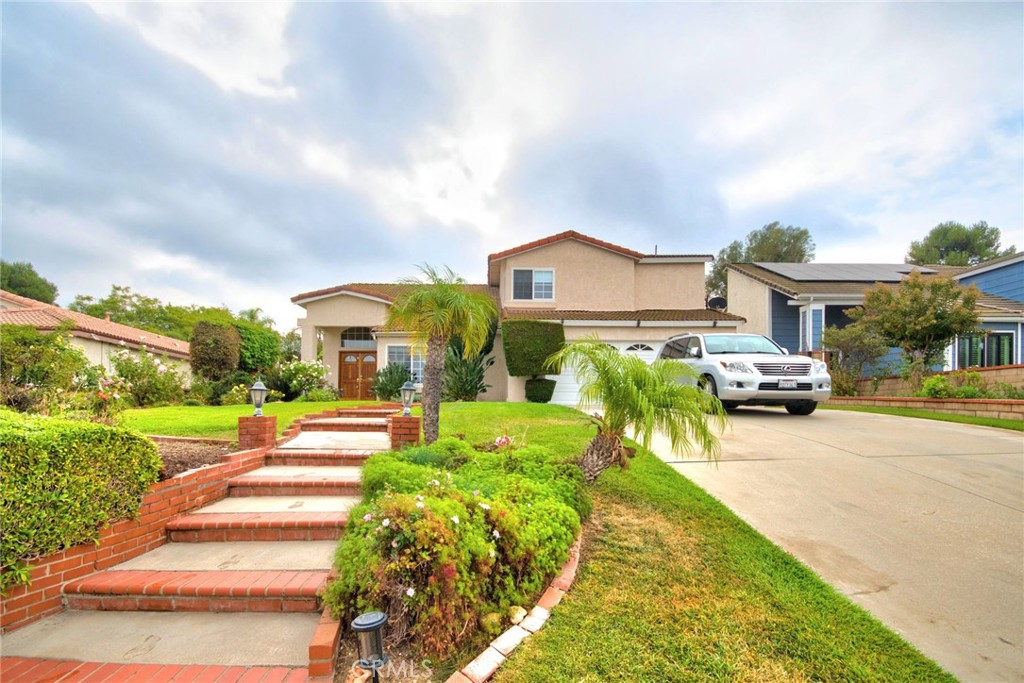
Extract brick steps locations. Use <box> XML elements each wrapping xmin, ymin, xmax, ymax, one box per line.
<box><xmin>265</xmin><ymin>449</ymin><xmax>374</xmax><ymax>467</ymax></box>
<box><xmin>0</xmin><ymin>657</ymin><xmax>309</xmax><ymax>683</ymax></box>
<box><xmin>64</xmin><ymin>570</ymin><xmax>327</xmax><ymax>613</ymax></box>
<box><xmin>299</xmin><ymin>418</ymin><xmax>387</xmax><ymax>433</ymax></box>
<box><xmin>167</xmin><ymin>513</ymin><xmax>350</xmax><ymax>543</ymax></box>
<box><xmin>228</xmin><ymin>468</ymin><xmax>362</xmax><ymax>497</ymax></box>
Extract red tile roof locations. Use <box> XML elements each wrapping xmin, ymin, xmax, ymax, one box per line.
<box><xmin>291</xmin><ymin>282</ymin><xmax>498</xmax><ymax>306</ymax></box>
<box><xmin>0</xmin><ymin>290</ymin><xmax>190</xmax><ymax>358</ymax></box>
<box><xmin>488</xmin><ymin>230</ymin><xmax>647</xmax><ymax>262</ymax></box>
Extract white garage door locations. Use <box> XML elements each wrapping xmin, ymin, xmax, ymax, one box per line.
<box><xmin>548</xmin><ymin>342</ymin><xmax>659</xmax><ymax>406</ymax></box>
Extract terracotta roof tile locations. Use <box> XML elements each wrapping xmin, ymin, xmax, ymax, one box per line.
<box><xmin>501</xmin><ymin>308</ymin><xmax>745</xmax><ymax>322</ymax></box>
<box><xmin>0</xmin><ymin>290</ymin><xmax>190</xmax><ymax>358</ymax></box>
<box><xmin>292</xmin><ymin>283</ymin><xmax>498</xmax><ymax>306</ymax></box>
<box><xmin>487</xmin><ymin>230</ymin><xmax>647</xmax><ymax>263</ymax></box>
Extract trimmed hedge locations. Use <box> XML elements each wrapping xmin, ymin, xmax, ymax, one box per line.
<box><xmin>0</xmin><ymin>412</ymin><xmax>161</xmax><ymax>593</ymax></box>
<box><xmin>501</xmin><ymin>320</ymin><xmax>565</xmax><ymax>376</ymax></box>
<box><xmin>525</xmin><ymin>378</ymin><xmax>557</xmax><ymax>403</ymax></box>
<box><xmin>234</xmin><ymin>321</ymin><xmax>280</xmax><ymax>373</ymax></box>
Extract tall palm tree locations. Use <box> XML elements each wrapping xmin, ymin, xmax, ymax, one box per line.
<box><xmin>547</xmin><ymin>339</ymin><xmax>727</xmax><ymax>483</ymax></box>
<box><xmin>385</xmin><ymin>265</ymin><xmax>498</xmax><ymax>444</ymax></box>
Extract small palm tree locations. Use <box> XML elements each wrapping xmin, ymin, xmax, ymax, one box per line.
<box><xmin>385</xmin><ymin>265</ymin><xmax>498</xmax><ymax>444</ymax></box>
<box><xmin>547</xmin><ymin>339</ymin><xmax>727</xmax><ymax>483</ymax></box>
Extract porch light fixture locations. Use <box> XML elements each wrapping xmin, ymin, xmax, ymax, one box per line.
<box><xmin>249</xmin><ymin>380</ymin><xmax>269</xmax><ymax>417</ymax></box>
<box><xmin>352</xmin><ymin>610</ymin><xmax>388</xmax><ymax>681</ymax></box>
<box><xmin>400</xmin><ymin>381</ymin><xmax>415</xmax><ymax>416</ymax></box>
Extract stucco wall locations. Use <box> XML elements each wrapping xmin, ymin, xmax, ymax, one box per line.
<box><xmin>300</xmin><ymin>294</ymin><xmax>389</xmax><ymax>329</ymax></box>
<box><xmin>499</xmin><ymin>241</ymin><xmax>636</xmax><ymax>310</ymax></box>
<box><xmin>634</xmin><ymin>262</ymin><xmax>706</xmax><ymax>309</ymax></box>
<box><xmin>483</xmin><ymin>333</ymin><xmax>509</xmax><ymax>402</ymax></box>
<box><xmin>73</xmin><ymin>337</ymin><xmax>191</xmax><ymax>383</ymax></box>
<box><xmin>726</xmin><ymin>271</ymin><xmax>770</xmax><ymax>335</ymax></box>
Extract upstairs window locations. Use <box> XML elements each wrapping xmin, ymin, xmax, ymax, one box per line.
<box><xmin>512</xmin><ymin>269</ymin><xmax>554</xmax><ymax>301</ymax></box>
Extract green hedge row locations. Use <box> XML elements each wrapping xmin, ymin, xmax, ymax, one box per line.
<box><xmin>501</xmin><ymin>320</ymin><xmax>565</xmax><ymax>376</ymax></box>
<box><xmin>0</xmin><ymin>411</ymin><xmax>161</xmax><ymax>593</ymax></box>
<box><xmin>324</xmin><ymin>437</ymin><xmax>587</xmax><ymax>658</ymax></box>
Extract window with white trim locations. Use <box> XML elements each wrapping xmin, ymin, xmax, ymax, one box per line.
<box><xmin>512</xmin><ymin>269</ymin><xmax>554</xmax><ymax>301</ymax></box>
<box><xmin>387</xmin><ymin>345</ymin><xmax>425</xmax><ymax>382</ymax></box>
<box><xmin>957</xmin><ymin>332</ymin><xmax>1015</xmax><ymax>368</ymax></box>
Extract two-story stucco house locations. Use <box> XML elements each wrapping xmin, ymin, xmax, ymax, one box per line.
<box><xmin>725</xmin><ymin>253</ymin><xmax>1024</xmax><ymax>370</ymax></box>
<box><xmin>292</xmin><ymin>230</ymin><xmax>745</xmax><ymax>404</ymax></box>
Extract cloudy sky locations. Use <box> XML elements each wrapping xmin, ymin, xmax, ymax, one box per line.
<box><xmin>3</xmin><ymin>2</ymin><xmax>1021</xmax><ymax>331</ymax></box>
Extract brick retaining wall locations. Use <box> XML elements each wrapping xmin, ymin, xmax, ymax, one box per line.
<box><xmin>0</xmin><ymin>447</ymin><xmax>268</xmax><ymax>633</ymax></box>
<box><xmin>855</xmin><ymin>364</ymin><xmax>1024</xmax><ymax>397</ymax></box>
<box><xmin>828</xmin><ymin>396</ymin><xmax>1024</xmax><ymax>421</ymax></box>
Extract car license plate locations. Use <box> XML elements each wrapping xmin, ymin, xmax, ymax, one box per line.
<box><xmin>779</xmin><ymin>379</ymin><xmax>797</xmax><ymax>389</ymax></box>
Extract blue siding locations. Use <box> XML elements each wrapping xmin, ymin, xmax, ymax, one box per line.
<box><xmin>960</xmin><ymin>261</ymin><xmax>1023</xmax><ymax>301</ymax></box>
<box><xmin>770</xmin><ymin>290</ymin><xmax>799</xmax><ymax>353</ymax></box>
<box><xmin>864</xmin><ymin>347</ymin><xmax>902</xmax><ymax>377</ymax></box>
<box><xmin>811</xmin><ymin>309</ymin><xmax>823</xmax><ymax>350</ymax></box>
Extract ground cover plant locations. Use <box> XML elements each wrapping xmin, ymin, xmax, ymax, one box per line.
<box><xmin>324</xmin><ymin>434</ymin><xmax>588</xmax><ymax>660</ymax></box>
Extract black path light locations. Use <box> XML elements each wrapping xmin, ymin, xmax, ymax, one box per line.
<box><xmin>249</xmin><ymin>380</ymin><xmax>269</xmax><ymax>417</ymax></box>
<box><xmin>352</xmin><ymin>611</ymin><xmax>388</xmax><ymax>682</ymax></box>
<box><xmin>400</xmin><ymin>381</ymin><xmax>416</xmax><ymax>416</ymax></box>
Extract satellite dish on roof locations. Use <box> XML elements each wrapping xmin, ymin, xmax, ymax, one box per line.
<box><xmin>707</xmin><ymin>297</ymin><xmax>727</xmax><ymax>311</ymax></box>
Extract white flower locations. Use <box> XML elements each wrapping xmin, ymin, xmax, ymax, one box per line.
<box><xmin>478</xmin><ymin>503</ymin><xmax>490</xmax><ymax>511</ymax></box>
<box><xmin>406</xmin><ymin>587</ymin><xmax>415</xmax><ymax>598</ymax></box>
<box><xmin>382</xmin><ymin>518</ymin><xmax>390</xmax><ymax>528</ymax></box>
<box><xmin>416</xmin><ymin>501</ymin><xmax>424</xmax><ymax>509</ymax></box>
<box><xmin>451</xmin><ymin>515</ymin><xmax>460</xmax><ymax>525</ymax></box>
<box><xmin>492</xmin><ymin>529</ymin><xmax>500</xmax><ymax>539</ymax></box>
<box><xmin>415</xmin><ymin>495</ymin><xmax>424</xmax><ymax>501</ymax></box>
<box><xmin>431</xmin><ymin>479</ymin><xmax>440</xmax><ymax>487</ymax></box>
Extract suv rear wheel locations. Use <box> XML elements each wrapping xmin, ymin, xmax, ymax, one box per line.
<box><xmin>785</xmin><ymin>401</ymin><xmax>817</xmax><ymax>415</ymax></box>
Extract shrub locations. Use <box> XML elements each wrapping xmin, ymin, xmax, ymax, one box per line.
<box><xmin>234</xmin><ymin>321</ymin><xmax>280</xmax><ymax>374</ymax></box>
<box><xmin>525</xmin><ymin>378</ymin><xmax>556</xmax><ymax>403</ymax></box>
<box><xmin>299</xmin><ymin>387</ymin><xmax>338</xmax><ymax>402</ymax></box>
<box><xmin>110</xmin><ymin>350</ymin><xmax>185</xmax><ymax>407</ymax></box>
<box><xmin>279</xmin><ymin>359</ymin><xmax>329</xmax><ymax>397</ymax></box>
<box><xmin>442</xmin><ymin>346</ymin><xmax>493</xmax><ymax>401</ymax></box>
<box><xmin>953</xmin><ymin>385</ymin><xmax>983</xmax><ymax>399</ymax></box>
<box><xmin>0</xmin><ymin>323</ymin><xmax>88</xmax><ymax>414</ymax></box>
<box><xmin>372</xmin><ymin>362</ymin><xmax>412</xmax><ymax>401</ymax></box>
<box><xmin>501</xmin><ymin>320</ymin><xmax>565</xmax><ymax>376</ymax></box>
<box><xmin>821</xmin><ymin>323</ymin><xmax>889</xmax><ymax>396</ymax></box>
<box><xmin>219</xmin><ymin>383</ymin><xmax>251</xmax><ymax>406</ymax></box>
<box><xmin>918</xmin><ymin>375</ymin><xmax>953</xmax><ymax>398</ymax></box>
<box><xmin>190</xmin><ymin>321</ymin><xmax>240</xmax><ymax>381</ymax></box>
<box><xmin>0</xmin><ymin>412</ymin><xmax>160</xmax><ymax>593</ymax></box>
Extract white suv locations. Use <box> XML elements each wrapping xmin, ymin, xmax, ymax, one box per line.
<box><xmin>660</xmin><ymin>333</ymin><xmax>831</xmax><ymax>415</ymax></box>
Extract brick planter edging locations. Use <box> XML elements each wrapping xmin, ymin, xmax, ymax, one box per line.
<box><xmin>0</xmin><ymin>446</ymin><xmax>269</xmax><ymax>633</ymax></box>
<box><xmin>445</xmin><ymin>536</ymin><xmax>583</xmax><ymax>683</ymax></box>
<box><xmin>828</xmin><ymin>396</ymin><xmax>1024</xmax><ymax>421</ymax></box>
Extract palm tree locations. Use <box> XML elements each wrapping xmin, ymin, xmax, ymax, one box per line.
<box><xmin>546</xmin><ymin>339</ymin><xmax>727</xmax><ymax>483</ymax></box>
<box><xmin>385</xmin><ymin>265</ymin><xmax>498</xmax><ymax>444</ymax></box>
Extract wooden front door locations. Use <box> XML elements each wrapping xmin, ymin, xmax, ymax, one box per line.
<box><xmin>339</xmin><ymin>352</ymin><xmax>377</xmax><ymax>400</ymax></box>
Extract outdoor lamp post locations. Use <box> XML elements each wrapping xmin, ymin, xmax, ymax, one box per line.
<box><xmin>249</xmin><ymin>380</ymin><xmax>269</xmax><ymax>417</ymax></box>
<box><xmin>400</xmin><ymin>381</ymin><xmax>415</xmax><ymax>416</ymax></box>
<box><xmin>352</xmin><ymin>611</ymin><xmax>388</xmax><ymax>682</ymax></box>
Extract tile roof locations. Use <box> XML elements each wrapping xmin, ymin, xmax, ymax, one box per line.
<box><xmin>975</xmin><ymin>293</ymin><xmax>1024</xmax><ymax>317</ymax></box>
<box><xmin>0</xmin><ymin>290</ymin><xmax>190</xmax><ymax>358</ymax></box>
<box><xmin>291</xmin><ymin>282</ymin><xmax>499</xmax><ymax>306</ymax></box>
<box><xmin>954</xmin><ymin>251</ymin><xmax>1023</xmax><ymax>278</ymax></box>
<box><xmin>501</xmin><ymin>308</ymin><xmax>745</xmax><ymax>322</ymax></box>
<box><xmin>727</xmin><ymin>263</ymin><xmax>963</xmax><ymax>297</ymax></box>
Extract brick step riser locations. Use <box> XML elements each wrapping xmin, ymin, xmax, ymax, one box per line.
<box><xmin>299</xmin><ymin>423</ymin><xmax>387</xmax><ymax>433</ymax></box>
<box><xmin>66</xmin><ymin>595</ymin><xmax>321</xmax><ymax>613</ymax></box>
<box><xmin>228</xmin><ymin>485</ymin><xmax>361</xmax><ymax>497</ymax></box>
<box><xmin>168</xmin><ymin>528</ymin><xmax>344</xmax><ymax>543</ymax></box>
<box><xmin>335</xmin><ymin>410</ymin><xmax>398</xmax><ymax>418</ymax></box>
<box><xmin>265</xmin><ymin>455</ymin><xmax>371</xmax><ymax>466</ymax></box>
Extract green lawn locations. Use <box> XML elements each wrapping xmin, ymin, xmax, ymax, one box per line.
<box><xmin>822</xmin><ymin>403</ymin><xmax>1023</xmax><ymax>432</ymax></box>
<box><xmin>122</xmin><ymin>400</ymin><xmax>381</xmax><ymax>440</ymax></box>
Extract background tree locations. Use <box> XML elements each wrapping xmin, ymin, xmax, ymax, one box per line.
<box><xmin>821</xmin><ymin>324</ymin><xmax>889</xmax><ymax>396</ymax></box>
<box><xmin>189</xmin><ymin>321</ymin><xmax>241</xmax><ymax>381</ymax></box>
<box><xmin>237</xmin><ymin>307</ymin><xmax>275</xmax><ymax>328</ymax></box>
<box><xmin>385</xmin><ymin>265</ymin><xmax>498</xmax><ymax>444</ymax></box>
<box><xmin>0</xmin><ymin>261</ymin><xmax>58</xmax><ymax>304</ymax></box>
<box><xmin>847</xmin><ymin>272</ymin><xmax>980</xmax><ymax>389</ymax></box>
<box><xmin>546</xmin><ymin>339</ymin><xmax>725</xmax><ymax>483</ymax></box>
<box><xmin>906</xmin><ymin>221</ymin><xmax>1015</xmax><ymax>266</ymax></box>
<box><xmin>706</xmin><ymin>222</ymin><xmax>816</xmax><ymax>297</ymax></box>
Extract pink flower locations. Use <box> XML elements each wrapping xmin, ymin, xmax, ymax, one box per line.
<box><xmin>363</xmin><ymin>513</ymin><xmax>373</xmax><ymax>522</ymax></box>
<box><xmin>406</xmin><ymin>587</ymin><xmax>415</xmax><ymax>598</ymax></box>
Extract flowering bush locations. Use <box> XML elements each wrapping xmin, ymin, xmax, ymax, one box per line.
<box><xmin>324</xmin><ymin>437</ymin><xmax>585</xmax><ymax>658</ymax></box>
<box><xmin>0</xmin><ymin>324</ymin><xmax>88</xmax><ymax>414</ymax></box>
<box><xmin>110</xmin><ymin>350</ymin><xmax>185</xmax><ymax>407</ymax></box>
<box><xmin>278</xmin><ymin>359</ymin><xmax>329</xmax><ymax>397</ymax></box>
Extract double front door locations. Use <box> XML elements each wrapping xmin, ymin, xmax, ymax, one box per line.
<box><xmin>339</xmin><ymin>352</ymin><xmax>377</xmax><ymax>400</ymax></box>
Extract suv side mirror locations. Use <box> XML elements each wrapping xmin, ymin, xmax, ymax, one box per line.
<box><xmin>691</xmin><ymin>348</ymin><xmax>702</xmax><ymax>359</ymax></box>
<box><xmin>780</xmin><ymin>347</ymin><xmax>789</xmax><ymax>355</ymax></box>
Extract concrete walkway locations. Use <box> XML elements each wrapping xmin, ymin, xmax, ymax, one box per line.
<box><xmin>650</xmin><ymin>408</ymin><xmax>1024</xmax><ymax>683</ymax></box>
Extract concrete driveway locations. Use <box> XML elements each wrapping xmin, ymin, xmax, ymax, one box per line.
<box><xmin>651</xmin><ymin>408</ymin><xmax>1023</xmax><ymax>683</ymax></box>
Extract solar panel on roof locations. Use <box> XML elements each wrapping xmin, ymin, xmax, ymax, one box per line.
<box><xmin>754</xmin><ymin>263</ymin><xmax>937</xmax><ymax>282</ymax></box>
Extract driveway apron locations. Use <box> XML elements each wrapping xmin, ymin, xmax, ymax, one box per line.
<box><xmin>650</xmin><ymin>409</ymin><xmax>1024</xmax><ymax>683</ymax></box>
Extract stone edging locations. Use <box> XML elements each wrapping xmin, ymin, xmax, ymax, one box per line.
<box><xmin>147</xmin><ymin>435</ymin><xmax>235</xmax><ymax>445</ymax></box>
<box><xmin>445</xmin><ymin>536</ymin><xmax>583</xmax><ymax>683</ymax></box>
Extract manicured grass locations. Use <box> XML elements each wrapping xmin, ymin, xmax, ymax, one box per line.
<box><xmin>122</xmin><ymin>401</ymin><xmax>378</xmax><ymax>440</ymax></box>
<box><xmin>439</xmin><ymin>402</ymin><xmax>595</xmax><ymax>456</ymax></box>
<box><xmin>822</xmin><ymin>403</ymin><xmax>1023</xmax><ymax>432</ymax></box>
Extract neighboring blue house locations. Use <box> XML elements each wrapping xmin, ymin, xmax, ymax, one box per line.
<box><xmin>726</xmin><ymin>256</ymin><xmax>1024</xmax><ymax>371</ymax></box>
